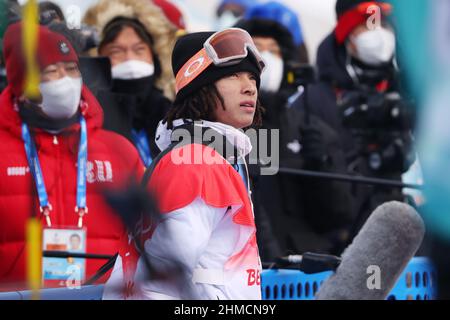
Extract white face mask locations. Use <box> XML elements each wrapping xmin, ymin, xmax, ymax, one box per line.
<box><xmin>216</xmin><ymin>11</ymin><xmax>240</xmax><ymax>30</ymax></box>
<box><xmin>259</xmin><ymin>51</ymin><xmax>284</xmax><ymax>93</ymax></box>
<box><xmin>350</xmin><ymin>27</ymin><xmax>396</xmax><ymax>66</ymax></box>
<box><xmin>39</xmin><ymin>76</ymin><xmax>82</xmax><ymax>119</ymax></box>
<box><xmin>111</xmin><ymin>60</ymin><xmax>155</xmax><ymax>80</ymax></box>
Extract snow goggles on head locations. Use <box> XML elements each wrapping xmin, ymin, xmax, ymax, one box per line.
<box><xmin>175</xmin><ymin>28</ymin><xmax>266</xmax><ymax>93</ymax></box>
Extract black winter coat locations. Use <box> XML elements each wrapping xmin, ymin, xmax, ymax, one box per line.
<box><xmin>287</xmin><ymin>32</ymin><xmax>415</xmax><ymax>245</ymax></box>
<box><xmin>252</xmin><ymin>81</ymin><xmax>353</xmax><ymax>257</ymax></box>
<box><xmin>97</xmin><ymin>77</ymin><xmax>171</xmax><ymax>159</ymax></box>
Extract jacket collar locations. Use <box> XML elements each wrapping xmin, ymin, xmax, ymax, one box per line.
<box><xmin>155</xmin><ymin>119</ymin><xmax>253</xmax><ymax>159</ymax></box>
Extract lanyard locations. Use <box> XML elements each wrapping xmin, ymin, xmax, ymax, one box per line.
<box><xmin>233</xmin><ymin>162</ymin><xmax>249</xmax><ymax>193</ymax></box>
<box><xmin>22</xmin><ymin>116</ymin><xmax>88</xmax><ymax>228</ymax></box>
<box><xmin>131</xmin><ymin>129</ymin><xmax>152</xmax><ymax>167</ymax></box>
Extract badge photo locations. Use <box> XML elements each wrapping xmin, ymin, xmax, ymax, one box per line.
<box><xmin>42</xmin><ymin>227</ymin><xmax>87</xmax><ymax>287</ymax></box>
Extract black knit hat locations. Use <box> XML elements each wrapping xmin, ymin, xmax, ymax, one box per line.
<box><xmin>172</xmin><ymin>31</ymin><xmax>262</xmax><ymax>104</ymax></box>
<box><xmin>336</xmin><ymin>0</ymin><xmax>372</xmax><ymax>17</ymax></box>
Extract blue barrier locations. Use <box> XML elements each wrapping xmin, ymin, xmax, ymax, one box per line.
<box><xmin>0</xmin><ymin>257</ymin><xmax>437</xmax><ymax>300</ymax></box>
<box><xmin>0</xmin><ymin>285</ymin><xmax>104</xmax><ymax>300</ymax></box>
<box><xmin>387</xmin><ymin>257</ymin><xmax>437</xmax><ymax>300</ymax></box>
<box><xmin>262</xmin><ymin>257</ymin><xmax>437</xmax><ymax>300</ymax></box>
<box><xmin>262</xmin><ymin>269</ymin><xmax>332</xmax><ymax>300</ymax></box>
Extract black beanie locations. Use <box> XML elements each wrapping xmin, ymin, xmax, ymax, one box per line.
<box><xmin>172</xmin><ymin>31</ymin><xmax>262</xmax><ymax>104</ymax></box>
<box><xmin>335</xmin><ymin>0</ymin><xmax>372</xmax><ymax>17</ymax></box>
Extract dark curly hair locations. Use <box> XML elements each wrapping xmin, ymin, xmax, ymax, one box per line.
<box><xmin>165</xmin><ymin>83</ymin><xmax>264</xmax><ymax>129</ymax></box>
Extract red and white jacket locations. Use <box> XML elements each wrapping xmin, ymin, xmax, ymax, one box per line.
<box><xmin>103</xmin><ymin>120</ymin><xmax>262</xmax><ymax>300</ymax></box>
<box><xmin>0</xmin><ymin>85</ymin><xmax>144</xmax><ymax>291</ymax></box>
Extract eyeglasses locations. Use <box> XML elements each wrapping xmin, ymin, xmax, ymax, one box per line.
<box><xmin>175</xmin><ymin>28</ymin><xmax>266</xmax><ymax>94</ymax></box>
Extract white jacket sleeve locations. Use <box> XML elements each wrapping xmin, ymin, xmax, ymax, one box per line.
<box><xmin>136</xmin><ymin>197</ymin><xmax>229</xmax><ymax>299</ymax></box>
<box><xmin>102</xmin><ymin>255</ymin><xmax>124</xmax><ymax>300</ymax></box>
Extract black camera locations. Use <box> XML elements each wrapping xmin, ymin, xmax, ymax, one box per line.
<box><xmin>338</xmin><ymin>90</ymin><xmax>414</xmax><ymax>131</ymax></box>
<box><xmin>285</xmin><ymin>62</ymin><xmax>316</xmax><ymax>88</ymax></box>
<box><xmin>338</xmin><ymin>90</ymin><xmax>416</xmax><ymax>173</ymax></box>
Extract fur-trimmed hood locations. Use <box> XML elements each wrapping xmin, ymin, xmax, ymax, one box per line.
<box><xmin>83</xmin><ymin>0</ymin><xmax>178</xmax><ymax>101</ymax></box>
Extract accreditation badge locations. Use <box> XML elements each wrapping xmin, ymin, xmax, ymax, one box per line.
<box><xmin>42</xmin><ymin>227</ymin><xmax>87</xmax><ymax>288</ymax></box>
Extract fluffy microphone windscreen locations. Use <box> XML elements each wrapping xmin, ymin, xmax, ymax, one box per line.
<box><xmin>315</xmin><ymin>201</ymin><xmax>425</xmax><ymax>300</ymax></box>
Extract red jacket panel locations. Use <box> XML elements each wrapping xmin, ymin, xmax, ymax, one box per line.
<box><xmin>0</xmin><ymin>85</ymin><xmax>144</xmax><ymax>291</ymax></box>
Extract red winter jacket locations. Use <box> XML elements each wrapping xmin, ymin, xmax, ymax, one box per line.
<box><xmin>0</xmin><ymin>85</ymin><xmax>144</xmax><ymax>291</ymax></box>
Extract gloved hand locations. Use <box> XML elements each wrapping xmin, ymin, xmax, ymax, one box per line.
<box><xmin>300</xmin><ymin>117</ymin><xmax>330</xmax><ymax>167</ymax></box>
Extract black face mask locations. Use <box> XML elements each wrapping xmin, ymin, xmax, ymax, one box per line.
<box><xmin>111</xmin><ymin>75</ymin><xmax>155</xmax><ymax>97</ymax></box>
<box><xmin>18</xmin><ymin>100</ymin><xmax>80</xmax><ymax>132</ymax></box>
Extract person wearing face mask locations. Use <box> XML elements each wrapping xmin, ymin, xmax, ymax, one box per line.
<box><xmin>244</xmin><ymin>1</ymin><xmax>309</xmax><ymax>64</ymax></box>
<box><xmin>83</xmin><ymin>0</ymin><xmax>178</xmax><ymax>166</ymax></box>
<box><xmin>286</xmin><ymin>0</ymin><xmax>415</xmax><ymax>252</ymax></box>
<box><xmin>215</xmin><ymin>0</ymin><xmax>259</xmax><ymax>31</ymax></box>
<box><xmin>235</xmin><ymin>17</ymin><xmax>353</xmax><ymax>257</ymax></box>
<box><xmin>232</xmin><ymin>18</ymin><xmax>304</xmax><ymax>261</ymax></box>
<box><xmin>234</xmin><ymin>18</ymin><xmax>307</xmax><ymax>128</ymax></box>
<box><xmin>0</xmin><ymin>22</ymin><xmax>144</xmax><ymax>291</ymax></box>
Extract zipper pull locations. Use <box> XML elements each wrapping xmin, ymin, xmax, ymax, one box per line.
<box><xmin>53</xmin><ymin>135</ymin><xmax>58</xmax><ymax>145</ymax></box>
